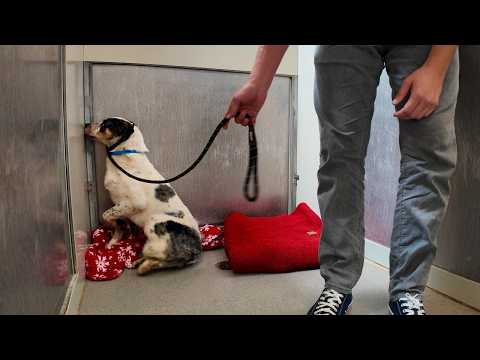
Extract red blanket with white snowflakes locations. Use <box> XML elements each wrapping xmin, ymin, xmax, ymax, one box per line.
<box><xmin>85</xmin><ymin>222</ymin><xmax>224</xmax><ymax>281</ymax></box>
<box><xmin>199</xmin><ymin>224</ymin><xmax>224</xmax><ymax>250</ymax></box>
<box><xmin>85</xmin><ymin>224</ymin><xmax>147</xmax><ymax>281</ymax></box>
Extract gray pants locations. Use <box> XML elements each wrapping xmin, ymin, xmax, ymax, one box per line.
<box><xmin>313</xmin><ymin>45</ymin><xmax>459</xmax><ymax>301</ymax></box>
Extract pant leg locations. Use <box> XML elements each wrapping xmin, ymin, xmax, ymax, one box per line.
<box><xmin>314</xmin><ymin>45</ymin><xmax>384</xmax><ymax>294</ymax></box>
<box><xmin>385</xmin><ymin>46</ymin><xmax>459</xmax><ymax>301</ymax></box>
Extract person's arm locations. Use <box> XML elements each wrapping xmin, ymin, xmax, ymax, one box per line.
<box><xmin>423</xmin><ymin>45</ymin><xmax>458</xmax><ymax>75</ymax></box>
<box><xmin>224</xmin><ymin>45</ymin><xmax>289</xmax><ymax>128</ymax></box>
<box><xmin>248</xmin><ymin>45</ymin><xmax>290</xmax><ymax>93</ymax></box>
<box><xmin>393</xmin><ymin>45</ymin><xmax>458</xmax><ymax>120</ymax></box>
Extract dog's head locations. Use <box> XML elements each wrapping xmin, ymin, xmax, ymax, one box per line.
<box><xmin>85</xmin><ymin>117</ymin><xmax>136</xmax><ymax>147</ymax></box>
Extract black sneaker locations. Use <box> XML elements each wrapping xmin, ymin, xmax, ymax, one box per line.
<box><xmin>389</xmin><ymin>293</ymin><xmax>426</xmax><ymax>315</ymax></box>
<box><xmin>307</xmin><ymin>288</ymin><xmax>352</xmax><ymax>315</ymax></box>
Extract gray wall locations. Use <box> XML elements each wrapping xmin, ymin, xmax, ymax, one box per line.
<box><xmin>87</xmin><ymin>64</ymin><xmax>295</xmax><ymax>225</ymax></box>
<box><xmin>435</xmin><ymin>46</ymin><xmax>480</xmax><ymax>282</ymax></box>
<box><xmin>365</xmin><ymin>46</ymin><xmax>480</xmax><ymax>283</ymax></box>
<box><xmin>0</xmin><ymin>46</ymin><xmax>72</xmax><ymax>314</ymax></box>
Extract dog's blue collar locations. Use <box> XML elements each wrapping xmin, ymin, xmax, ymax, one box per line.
<box><xmin>108</xmin><ymin>149</ymin><xmax>146</xmax><ymax>156</ymax></box>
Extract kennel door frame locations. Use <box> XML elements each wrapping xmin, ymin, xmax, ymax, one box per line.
<box><xmin>83</xmin><ymin>62</ymin><xmax>298</xmax><ymax>228</ymax></box>
<box><xmin>0</xmin><ymin>45</ymin><xmax>74</xmax><ymax>314</ymax></box>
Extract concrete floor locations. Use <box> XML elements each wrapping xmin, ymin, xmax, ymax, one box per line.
<box><xmin>78</xmin><ymin>249</ymin><xmax>479</xmax><ymax>315</ymax></box>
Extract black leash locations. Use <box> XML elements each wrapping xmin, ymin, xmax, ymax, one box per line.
<box><xmin>106</xmin><ymin>117</ymin><xmax>259</xmax><ymax>202</ymax></box>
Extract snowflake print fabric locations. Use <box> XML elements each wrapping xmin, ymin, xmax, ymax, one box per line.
<box><xmin>85</xmin><ymin>223</ymin><xmax>147</xmax><ymax>281</ymax></box>
<box><xmin>199</xmin><ymin>224</ymin><xmax>224</xmax><ymax>251</ymax></box>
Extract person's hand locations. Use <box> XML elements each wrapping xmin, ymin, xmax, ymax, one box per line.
<box><xmin>223</xmin><ymin>81</ymin><xmax>268</xmax><ymax>129</ymax></box>
<box><xmin>393</xmin><ymin>64</ymin><xmax>446</xmax><ymax>120</ymax></box>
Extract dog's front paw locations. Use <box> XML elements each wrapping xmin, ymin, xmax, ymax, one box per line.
<box><xmin>102</xmin><ymin>208</ymin><xmax>123</xmax><ymax>224</ymax></box>
<box><xmin>102</xmin><ymin>212</ymin><xmax>115</xmax><ymax>224</ymax></box>
<box><xmin>106</xmin><ymin>239</ymin><xmax>118</xmax><ymax>249</ymax></box>
<box><xmin>132</xmin><ymin>257</ymin><xmax>146</xmax><ymax>268</ymax></box>
<box><xmin>106</xmin><ymin>227</ymin><xmax>123</xmax><ymax>249</ymax></box>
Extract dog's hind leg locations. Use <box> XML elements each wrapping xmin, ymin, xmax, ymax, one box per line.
<box><xmin>136</xmin><ymin>258</ymin><xmax>162</xmax><ymax>275</ymax></box>
<box><xmin>136</xmin><ymin>214</ymin><xmax>201</xmax><ymax>275</ymax></box>
<box><xmin>136</xmin><ymin>258</ymin><xmax>188</xmax><ymax>275</ymax></box>
<box><xmin>135</xmin><ymin>218</ymin><xmax>171</xmax><ymax>275</ymax></box>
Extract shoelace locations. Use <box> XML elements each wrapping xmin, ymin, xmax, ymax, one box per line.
<box><xmin>313</xmin><ymin>289</ymin><xmax>344</xmax><ymax>315</ymax></box>
<box><xmin>399</xmin><ymin>293</ymin><xmax>426</xmax><ymax>315</ymax></box>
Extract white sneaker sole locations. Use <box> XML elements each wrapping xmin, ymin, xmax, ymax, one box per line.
<box><xmin>345</xmin><ymin>304</ymin><xmax>352</xmax><ymax>315</ymax></box>
<box><xmin>310</xmin><ymin>303</ymin><xmax>352</xmax><ymax>315</ymax></box>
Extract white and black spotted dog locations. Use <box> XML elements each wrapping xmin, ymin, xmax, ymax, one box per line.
<box><xmin>85</xmin><ymin>117</ymin><xmax>202</xmax><ymax>275</ymax></box>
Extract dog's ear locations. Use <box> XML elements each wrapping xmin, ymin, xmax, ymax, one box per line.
<box><xmin>100</xmin><ymin>117</ymin><xmax>135</xmax><ymax>143</ymax></box>
<box><xmin>100</xmin><ymin>118</ymin><xmax>134</xmax><ymax>138</ymax></box>
<box><xmin>100</xmin><ymin>117</ymin><xmax>150</xmax><ymax>152</ymax></box>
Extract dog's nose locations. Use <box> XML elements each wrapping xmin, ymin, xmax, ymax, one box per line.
<box><xmin>84</xmin><ymin>123</ymin><xmax>92</xmax><ymax>135</ymax></box>
<box><xmin>84</xmin><ymin>123</ymin><xmax>91</xmax><ymax>129</ymax></box>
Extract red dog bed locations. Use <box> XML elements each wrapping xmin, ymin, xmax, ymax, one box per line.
<box><xmin>223</xmin><ymin>202</ymin><xmax>323</xmax><ymax>273</ymax></box>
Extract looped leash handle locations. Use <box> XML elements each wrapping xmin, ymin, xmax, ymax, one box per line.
<box><xmin>232</xmin><ymin>112</ymin><xmax>259</xmax><ymax>202</ymax></box>
<box><xmin>243</xmin><ymin>123</ymin><xmax>258</xmax><ymax>202</ymax></box>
